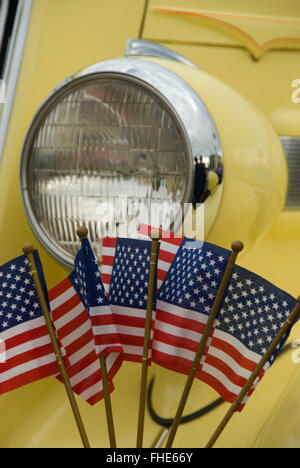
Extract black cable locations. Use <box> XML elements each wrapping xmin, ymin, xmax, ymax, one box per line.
<box><xmin>147</xmin><ymin>376</ymin><xmax>225</xmax><ymax>428</ymax></box>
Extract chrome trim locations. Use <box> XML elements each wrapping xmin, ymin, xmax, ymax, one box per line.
<box><xmin>20</xmin><ymin>57</ymin><xmax>222</xmax><ymax>267</ymax></box>
<box><xmin>280</xmin><ymin>137</ymin><xmax>300</xmax><ymax>210</ymax></box>
<box><xmin>125</xmin><ymin>39</ymin><xmax>199</xmax><ymax>69</ymax></box>
<box><xmin>0</xmin><ymin>0</ymin><xmax>32</xmax><ymax>160</ymax></box>
<box><xmin>0</xmin><ymin>0</ymin><xmax>9</xmax><ymax>54</ymax></box>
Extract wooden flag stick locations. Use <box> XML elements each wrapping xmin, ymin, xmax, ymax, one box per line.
<box><xmin>77</xmin><ymin>226</ymin><xmax>117</xmax><ymax>448</ymax></box>
<box><xmin>136</xmin><ymin>229</ymin><xmax>161</xmax><ymax>448</ymax></box>
<box><xmin>22</xmin><ymin>243</ymin><xmax>90</xmax><ymax>449</ymax></box>
<box><xmin>165</xmin><ymin>240</ymin><xmax>244</xmax><ymax>448</ymax></box>
<box><xmin>205</xmin><ymin>296</ymin><xmax>300</xmax><ymax>448</ymax></box>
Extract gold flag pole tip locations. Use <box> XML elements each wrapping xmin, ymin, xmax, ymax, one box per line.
<box><xmin>150</xmin><ymin>229</ymin><xmax>162</xmax><ymax>240</ymax></box>
<box><xmin>231</xmin><ymin>240</ymin><xmax>244</xmax><ymax>253</ymax></box>
<box><xmin>22</xmin><ymin>243</ymin><xmax>35</xmax><ymax>255</ymax></box>
<box><xmin>77</xmin><ymin>226</ymin><xmax>88</xmax><ymax>239</ymax></box>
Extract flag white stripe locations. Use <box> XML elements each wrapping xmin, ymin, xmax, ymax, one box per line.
<box><xmin>213</xmin><ymin>328</ymin><xmax>262</xmax><ymax>365</ymax></box>
<box><xmin>4</xmin><ymin>336</ymin><xmax>52</xmax><ymax>361</ymax></box>
<box><xmin>105</xmin><ymin>351</ymin><xmax>119</xmax><ymax>370</ymax></box>
<box><xmin>69</xmin><ymin>360</ymin><xmax>100</xmax><ymax>387</ymax></box>
<box><xmin>157</xmin><ymin>300</ymin><xmax>208</xmax><ymax>326</ymax></box>
<box><xmin>0</xmin><ymin>316</ymin><xmax>46</xmax><ymax>341</ymax></box>
<box><xmin>90</xmin><ymin>305</ymin><xmax>113</xmax><ymax>317</ymax></box>
<box><xmin>61</xmin><ymin>320</ymin><xmax>91</xmax><ymax>347</ymax></box>
<box><xmin>49</xmin><ymin>285</ymin><xmax>75</xmax><ymax>310</ymax></box>
<box><xmin>101</xmin><ymin>265</ymin><xmax>113</xmax><ymax>275</ymax></box>
<box><xmin>80</xmin><ymin>381</ymin><xmax>103</xmax><ymax>400</ymax></box>
<box><xmin>207</xmin><ymin>346</ymin><xmax>253</xmax><ymax>380</ymax></box>
<box><xmin>160</xmin><ymin>241</ymin><xmax>180</xmax><ymax>255</ymax></box>
<box><xmin>157</xmin><ymin>260</ymin><xmax>172</xmax><ymax>273</ymax></box>
<box><xmin>153</xmin><ymin>339</ymin><xmax>196</xmax><ymax>362</ymax></box>
<box><xmin>110</xmin><ymin>304</ymin><xmax>147</xmax><ymax>320</ymax></box>
<box><xmin>202</xmin><ymin>362</ymin><xmax>243</xmax><ymax>395</ymax></box>
<box><xmin>93</xmin><ymin>324</ymin><xmax>150</xmax><ymax>338</ymax></box>
<box><xmin>155</xmin><ymin>319</ymin><xmax>204</xmax><ymax>344</ymax></box>
<box><xmin>52</xmin><ymin>301</ymin><xmax>85</xmax><ymax>330</ymax></box>
<box><xmin>0</xmin><ymin>354</ymin><xmax>56</xmax><ymax>383</ymax></box>
<box><xmin>102</xmin><ymin>247</ymin><xmax>116</xmax><ymax>257</ymax></box>
<box><xmin>68</xmin><ymin>341</ymin><xmax>95</xmax><ymax>366</ymax></box>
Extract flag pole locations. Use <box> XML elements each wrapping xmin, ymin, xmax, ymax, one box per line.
<box><xmin>76</xmin><ymin>226</ymin><xmax>117</xmax><ymax>449</ymax></box>
<box><xmin>205</xmin><ymin>295</ymin><xmax>300</xmax><ymax>448</ymax></box>
<box><xmin>165</xmin><ymin>240</ymin><xmax>244</xmax><ymax>448</ymax></box>
<box><xmin>22</xmin><ymin>243</ymin><xmax>90</xmax><ymax>449</ymax></box>
<box><xmin>136</xmin><ymin>229</ymin><xmax>161</xmax><ymax>448</ymax></box>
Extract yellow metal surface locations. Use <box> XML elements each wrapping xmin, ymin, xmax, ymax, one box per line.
<box><xmin>0</xmin><ymin>0</ymin><xmax>300</xmax><ymax>448</ymax></box>
<box><xmin>144</xmin><ymin>0</ymin><xmax>300</xmax><ymax>57</ymax></box>
<box><xmin>143</xmin><ymin>1</ymin><xmax>300</xmax><ymax>136</ymax></box>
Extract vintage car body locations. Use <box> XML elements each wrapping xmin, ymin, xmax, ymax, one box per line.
<box><xmin>0</xmin><ymin>0</ymin><xmax>300</xmax><ymax>448</ymax></box>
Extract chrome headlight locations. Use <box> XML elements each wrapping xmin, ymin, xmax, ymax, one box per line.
<box><xmin>20</xmin><ymin>58</ymin><xmax>222</xmax><ymax>267</ymax></box>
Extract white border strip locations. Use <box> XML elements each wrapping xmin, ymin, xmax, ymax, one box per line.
<box><xmin>0</xmin><ymin>0</ymin><xmax>33</xmax><ymax>159</ymax></box>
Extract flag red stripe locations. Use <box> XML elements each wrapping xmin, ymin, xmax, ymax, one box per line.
<box><xmin>101</xmin><ymin>256</ymin><xmax>114</xmax><ymax>266</ymax></box>
<box><xmin>102</xmin><ymin>237</ymin><xmax>117</xmax><ymax>248</ymax></box>
<box><xmin>56</xmin><ymin>311</ymin><xmax>89</xmax><ymax>341</ymax></box>
<box><xmin>4</xmin><ymin>324</ymin><xmax>52</xmax><ymax>351</ymax></box>
<box><xmin>152</xmin><ymin>352</ymin><xmax>199</xmax><ymax>376</ymax></box>
<box><xmin>204</xmin><ymin>354</ymin><xmax>248</xmax><ymax>389</ymax></box>
<box><xmin>210</xmin><ymin>336</ymin><xmax>257</xmax><ymax>373</ymax></box>
<box><xmin>0</xmin><ymin>344</ymin><xmax>56</xmax><ymax>372</ymax></box>
<box><xmin>156</xmin><ymin>309</ymin><xmax>208</xmax><ymax>334</ymax></box>
<box><xmin>0</xmin><ymin>362</ymin><xmax>59</xmax><ymax>395</ymax></box>
<box><xmin>62</xmin><ymin>329</ymin><xmax>93</xmax><ymax>357</ymax></box>
<box><xmin>153</xmin><ymin>329</ymin><xmax>208</xmax><ymax>354</ymax></box>
<box><xmin>158</xmin><ymin>250</ymin><xmax>178</xmax><ymax>264</ymax></box>
<box><xmin>199</xmin><ymin>370</ymin><xmax>238</xmax><ymax>405</ymax></box>
<box><xmin>51</xmin><ymin>293</ymin><xmax>82</xmax><ymax>321</ymax></box>
<box><xmin>48</xmin><ymin>277</ymin><xmax>71</xmax><ymax>300</ymax></box>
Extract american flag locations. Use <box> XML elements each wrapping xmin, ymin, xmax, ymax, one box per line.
<box><xmin>156</xmin><ymin>238</ymin><xmax>297</xmax><ymax>409</ymax></box>
<box><xmin>108</xmin><ymin>238</ymin><xmax>154</xmax><ymax>363</ymax></box>
<box><xmin>49</xmin><ymin>238</ymin><xmax>123</xmax><ymax>405</ymax></box>
<box><xmin>206</xmin><ymin>263</ymin><xmax>297</xmax><ymax>407</ymax></box>
<box><xmin>100</xmin><ymin>226</ymin><xmax>184</xmax><ymax>362</ymax></box>
<box><xmin>154</xmin><ymin>238</ymin><xmax>231</xmax><ymax>375</ymax></box>
<box><xmin>101</xmin><ymin>225</ymin><xmax>183</xmax><ymax>294</ymax></box>
<box><xmin>0</xmin><ymin>252</ymin><xmax>59</xmax><ymax>394</ymax></box>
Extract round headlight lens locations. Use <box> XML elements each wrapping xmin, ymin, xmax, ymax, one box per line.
<box><xmin>20</xmin><ymin>58</ymin><xmax>223</xmax><ymax>268</ymax></box>
<box><xmin>21</xmin><ymin>75</ymin><xmax>190</xmax><ymax>266</ymax></box>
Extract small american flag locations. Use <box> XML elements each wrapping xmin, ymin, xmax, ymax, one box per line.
<box><xmin>100</xmin><ymin>226</ymin><xmax>184</xmax><ymax>362</ymax></box>
<box><xmin>156</xmin><ymin>238</ymin><xmax>298</xmax><ymax>409</ymax></box>
<box><xmin>155</xmin><ymin>238</ymin><xmax>231</xmax><ymax>377</ymax></box>
<box><xmin>0</xmin><ymin>252</ymin><xmax>59</xmax><ymax>394</ymax></box>
<box><xmin>205</xmin><ymin>263</ymin><xmax>297</xmax><ymax>408</ymax></box>
<box><xmin>108</xmin><ymin>238</ymin><xmax>154</xmax><ymax>362</ymax></box>
<box><xmin>49</xmin><ymin>238</ymin><xmax>123</xmax><ymax>405</ymax></box>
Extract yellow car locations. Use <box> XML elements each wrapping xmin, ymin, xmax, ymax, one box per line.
<box><xmin>0</xmin><ymin>0</ymin><xmax>300</xmax><ymax>448</ymax></box>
